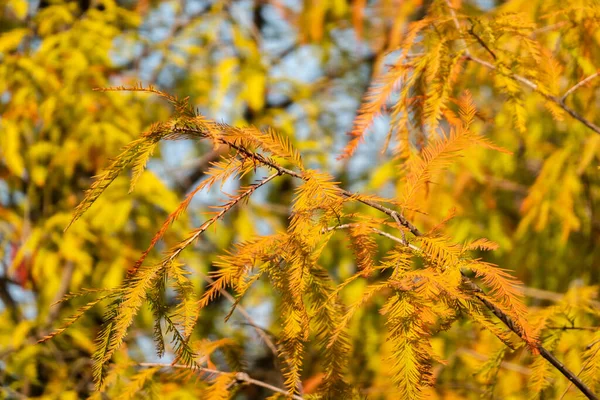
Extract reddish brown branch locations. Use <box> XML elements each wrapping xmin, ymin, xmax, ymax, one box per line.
<box><xmin>174</xmin><ymin>125</ymin><xmax>598</xmax><ymax>399</ymax></box>
<box><xmin>368</xmin><ymin>227</ymin><xmax>598</xmax><ymax>399</ymax></box>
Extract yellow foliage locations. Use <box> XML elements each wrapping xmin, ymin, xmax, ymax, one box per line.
<box><xmin>4</xmin><ymin>1</ymin><xmax>600</xmax><ymax>399</ymax></box>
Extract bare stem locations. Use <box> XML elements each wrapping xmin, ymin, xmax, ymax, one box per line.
<box><xmin>562</xmin><ymin>72</ymin><xmax>600</xmax><ymax>101</ymax></box>
<box><xmin>200</xmin><ymin>273</ymin><xmax>279</xmax><ymax>356</ymax></box>
<box><xmin>464</xmin><ymin>54</ymin><xmax>600</xmax><ymax>136</ymax></box>
<box><xmin>138</xmin><ymin>362</ymin><xmax>304</xmax><ymax>400</ymax></box>
<box><xmin>445</xmin><ymin>0</ymin><xmax>470</xmax><ymax>57</ymax></box>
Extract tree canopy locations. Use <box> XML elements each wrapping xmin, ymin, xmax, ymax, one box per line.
<box><xmin>1</xmin><ymin>0</ymin><xmax>599</xmax><ymax>398</ymax></box>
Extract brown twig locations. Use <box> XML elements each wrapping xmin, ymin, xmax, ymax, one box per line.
<box><xmin>467</xmin><ymin>22</ymin><xmax>497</xmax><ymax>61</ymax></box>
<box><xmin>167</xmin><ymin>172</ymin><xmax>280</xmax><ymax>265</ymax></box>
<box><xmin>464</xmin><ymin>54</ymin><xmax>600</xmax><ymax>136</ymax></box>
<box><xmin>561</xmin><ymin>71</ymin><xmax>600</xmax><ymax>101</ymax></box>
<box><xmin>138</xmin><ymin>362</ymin><xmax>304</xmax><ymax>400</ymax></box>
<box><xmin>199</xmin><ymin>273</ymin><xmax>279</xmax><ymax>356</ymax></box>
<box><xmin>559</xmin><ymin>342</ymin><xmax>600</xmax><ymax>400</ymax></box>
<box><xmin>457</xmin><ymin>348</ymin><xmax>532</xmax><ymax>375</ymax></box>
<box><xmin>324</xmin><ymin>222</ymin><xmax>597</xmax><ymax>399</ymax></box>
<box><xmin>547</xmin><ymin>326</ymin><xmax>599</xmax><ymax>331</ymax></box>
<box><xmin>225</xmin><ymin>136</ymin><xmax>423</xmax><ymax>236</ymax></box>
<box><xmin>172</xmin><ymin>125</ymin><xmax>598</xmax><ymax>399</ymax></box>
<box><xmin>466</xmin><ymin>277</ymin><xmax>596</xmax><ymax>399</ymax></box>
<box><xmin>444</xmin><ymin>0</ymin><xmax>600</xmax><ymax>137</ymax></box>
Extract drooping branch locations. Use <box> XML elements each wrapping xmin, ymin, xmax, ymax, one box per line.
<box><xmin>325</xmin><ymin>222</ymin><xmax>598</xmax><ymax>400</ymax></box>
<box><xmin>464</xmin><ymin>54</ymin><xmax>600</xmax><ymax>136</ymax></box>
<box><xmin>199</xmin><ymin>273</ymin><xmax>279</xmax><ymax>356</ymax></box>
<box><xmin>444</xmin><ymin>1</ymin><xmax>600</xmax><ymax>137</ymax></box>
<box><xmin>128</xmin><ymin>171</ymin><xmax>281</xmax><ymax>277</ymax></box>
<box><xmin>561</xmin><ymin>72</ymin><xmax>600</xmax><ymax>101</ymax></box>
<box><xmin>172</xmin><ymin>123</ymin><xmax>598</xmax><ymax>398</ymax></box>
<box><xmin>137</xmin><ymin>363</ymin><xmax>304</xmax><ymax>400</ymax></box>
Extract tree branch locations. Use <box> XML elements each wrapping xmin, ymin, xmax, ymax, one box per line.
<box><xmin>547</xmin><ymin>326</ymin><xmax>599</xmax><ymax>331</ymax></box>
<box><xmin>444</xmin><ymin>1</ymin><xmax>599</xmax><ymax>136</ymax></box>
<box><xmin>199</xmin><ymin>273</ymin><xmax>279</xmax><ymax>356</ymax></box>
<box><xmin>325</xmin><ymin>223</ymin><xmax>598</xmax><ymax>400</ymax></box>
<box><xmin>174</xmin><ymin>126</ymin><xmax>598</xmax><ymax>399</ymax></box>
<box><xmin>467</xmin><ymin>22</ymin><xmax>496</xmax><ymax>61</ymax></box>
<box><xmin>138</xmin><ymin>362</ymin><xmax>304</xmax><ymax>400</ymax></box>
<box><xmin>464</xmin><ymin>54</ymin><xmax>600</xmax><ymax>136</ymax></box>
<box><xmin>561</xmin><ymin>71</ymin><xmax>600</xmax><ymax>101</ymax></box>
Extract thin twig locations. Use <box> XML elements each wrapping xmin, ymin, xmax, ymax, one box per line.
<box><xmin>467</xmin><ymin>21</ymin><xmax>496</xmax><ymax>60</ymax></box>
<box><xmin>174</xmin><ymin>126</ymin><xmax>598</xmax><ymax>399</ymax></box>
<box><xmin>559</xmin><ymin>343</ymin><xmax>600</xmax><ymax>400</ymax></box>
<box><xmin>561</xmin><ymin>71</ymin><xmax>600</xmax><ymax>101</ymax></box>
<box><xmin>464</xmin><ymin>54</ymin><xmax>600</xmax><ymax>136</ymax></box>
<box><xmin>445</xmin><ymin>0</ymin><xmax>470</xmax><ymax>57</ymax></box>
<box><xmin>138</xmin><ymin>362</ymin><xmax>304</xmax><ymax>400</ymax></box>
<box><xmin>325</xmin><ymin>223</ymin><xmax>597</xmax><ymax>399</ymax></box>
<box><xmin>586</xmin><ymin>338</ymin><xmax>600</xmax><ymax>351</ymax></box>
<box><xmin>195</xmin><ymin>130</ymin><xmax>424</xmax><ymax>236</ymax></box>
<box><xmin>457</xmin><ymin>348</ymin><xmax>532</xmax><ymax>375</ymax></box>
<box><xmin>547</xmin><ymin>326</ymin><xmax>599</xmax><ymax>331</ymax></box>
<box><xmin>324</xmin><ymin>223</ymin><xmax>420</xmax><ymax>251</ymax></box>
<box><xmin>532</xmin><ymin>21</ymin><xmax>568</xmax><ymax>36</ymax></box>
<box><xmin>444</xmin><ymin>0</ymin><xmax>600</xmax><ymax>137</ymax></box>
<box><xmin>200</xmin><ymin>273</ymin><xmax>279</xmax><ymax>356</ymax></box>
<box><xmin>462</xmin><ymin>277</ymin><xmax>597</xmax><ymax>400</ymax></box>
<box><xmin>520</xmin><ymin>281</ymin><xmax>600</xmax><ymax>308</ymax></box>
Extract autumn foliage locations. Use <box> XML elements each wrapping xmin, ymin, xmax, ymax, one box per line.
<box><xmin>1</xmin><ymin>0</ymin><xmax>600</xmax><ymax>399</ymax></box>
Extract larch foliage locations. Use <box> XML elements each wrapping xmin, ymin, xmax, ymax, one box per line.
<box><xmin>45</xmin><ymin>82</ymin><xmax>545</xmax><ymax>399</ymax></box>
<box><xmin>44</xmin><ymin>0</ymin><xmax>600</xmax><ymax>396</ymax></box>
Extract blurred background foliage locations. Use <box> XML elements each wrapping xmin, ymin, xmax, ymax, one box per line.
<box><xmin>0</xmin><ymin>0</ymin><xmax>599</xmax><ymax>398</ymax></box>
